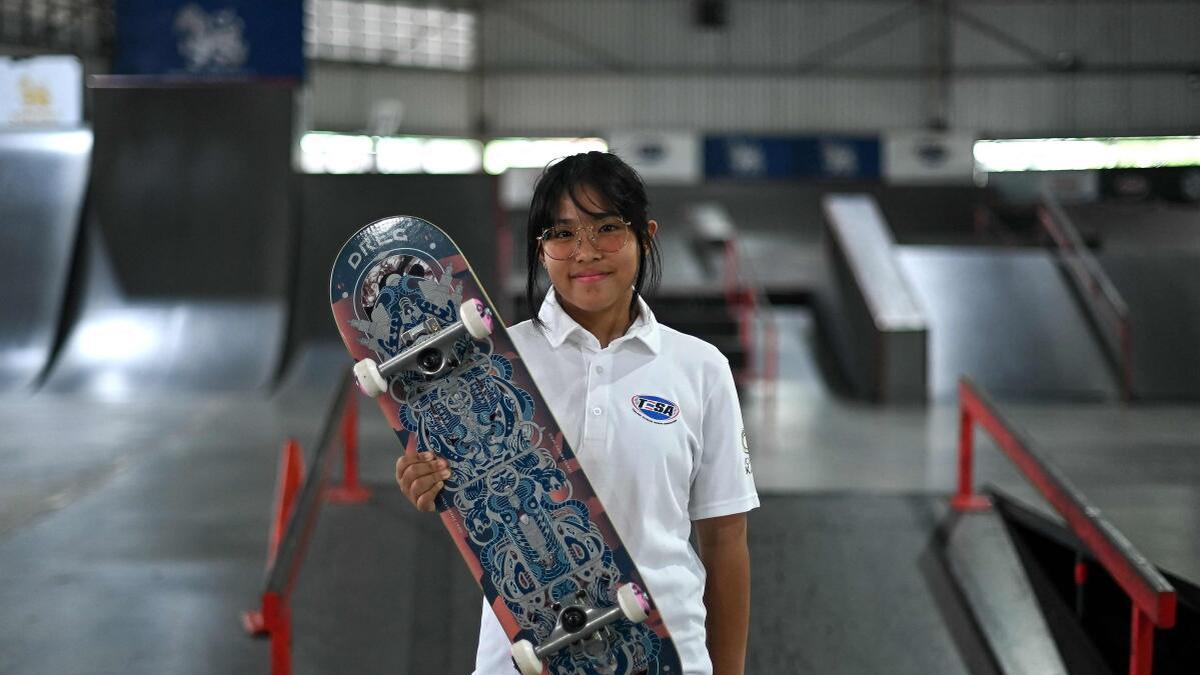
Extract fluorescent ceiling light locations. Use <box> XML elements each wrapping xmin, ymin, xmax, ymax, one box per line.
<box><xmin>975</xmin><ymin>136</ymin><xmax>1200</xmax><ymax>172</ymax></box>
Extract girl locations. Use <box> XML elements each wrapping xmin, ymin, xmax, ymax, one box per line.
<box><xmin>395</xmin><ymin>151</ymin><xmax>758</xmax><ymax>674</ymax></box>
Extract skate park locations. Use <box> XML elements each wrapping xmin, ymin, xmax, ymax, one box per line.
<box><xmin>2</xmin><ymin>2</ymin><xmax>1200</xmax><ymax>674</ymax></box>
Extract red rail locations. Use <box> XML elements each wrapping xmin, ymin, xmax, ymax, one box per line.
<box><xmin>952</xmin><ymin>377</ymin><xmax>1175</xmax><ymax>675</ymax></box>
<box><xmin>972</xmin><ymin>204</ymin><xmax>1017</xmax><ymax>246</ymax></box>
<box><xmin>243</xmin><ymin>374</ymin><xmax>368</xmax><ymax>675</ymax></box>
<box><xmin>722</xmin><ymin>239</ymin><xmax>778</xmax><ymax>406</ymax></box>
<box><xmin>1037</xmin><ymin>199</ymin><xmax>1134</xmax><ymax>401</ymax></box>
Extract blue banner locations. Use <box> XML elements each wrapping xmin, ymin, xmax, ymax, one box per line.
<box><xmin>115</xmin><ymin>1</ymin><xmax>304</xmax><ymax>79</ymax></box>
<box><xmin>704</xmin><ymin>136</ymin><xmax>881</xmax><ymax>180</ymax></box>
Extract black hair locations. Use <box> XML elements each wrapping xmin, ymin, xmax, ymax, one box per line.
<box><xmin>524</xmin><ymin>151</ymin><xmax>661</xmax><ymax>328</ymax></box>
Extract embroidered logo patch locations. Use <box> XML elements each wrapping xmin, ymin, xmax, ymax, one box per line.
<box><xmin>631</xmin><ymin>395</ymin><xmax>680</xmax><ymax>424</ymax></box>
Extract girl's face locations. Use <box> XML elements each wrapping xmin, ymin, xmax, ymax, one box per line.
<box><xmin>540</xmin><ymin>185</ymin><xmax>657</xmax><ymax>320</ymax></box>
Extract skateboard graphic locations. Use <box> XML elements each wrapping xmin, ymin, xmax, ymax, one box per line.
<box><xmin>329</xmin><ymin>216</ymin><xmax>682</xmax><ymax>674</ymax></box>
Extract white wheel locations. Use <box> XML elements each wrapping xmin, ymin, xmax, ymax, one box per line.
<box><xmin>617</xmin><ymin>583</ymin><xmax>650</xmax><ymax>624</ymax></box>
<box><xmin>460</xmin><ymin>299</ymin><xmax>493</xmax><ymax>339</ymax></box>
<box><xmin>353</xmin><ymin>358</ymin><xmax>387</xmax><ymax>398</ymax></box>
<box><xmin>511</xmin><ymin>639</ymin><xmax>542</xmax><ymax>675</ymax></box>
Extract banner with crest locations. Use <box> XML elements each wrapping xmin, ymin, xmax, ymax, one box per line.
<box><xmin>114</xmin><ymin>0</ymin><xmax>303</xmax><ymax>79</ymax></box>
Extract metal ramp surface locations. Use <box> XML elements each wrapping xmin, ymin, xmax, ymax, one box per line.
<box><xmin>897</xmin><ymin>247</ymin><xmax>1118</xmax><ymax>402</ymax></box>
<box><xmin>0</xmin><ymin>130</ymin><xmax>90</xmax><ymax>392</ymax></box>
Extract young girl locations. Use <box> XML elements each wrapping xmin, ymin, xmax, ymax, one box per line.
<box><xmin>395</xmin><ymin>151</ymin><xmax>758</xmax><ymax>675</ymax></box>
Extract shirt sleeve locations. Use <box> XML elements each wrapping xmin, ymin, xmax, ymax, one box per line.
<box><xmin>688</xmin><ymin>357</ymin><xmax>760</xmax><ymax>521</ymax></box>
<box><xmin>473</xmin><ymin>598</ymin><xmax>519</xmax><ymax>674</ymax></box>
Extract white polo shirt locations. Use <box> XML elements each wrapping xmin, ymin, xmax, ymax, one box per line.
<box><xmin>472</xmin><ymin>290</ymin><xmax>760</xmax><ymax>675</ymax></box>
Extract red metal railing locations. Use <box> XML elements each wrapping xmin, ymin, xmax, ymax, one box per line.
<box><xmin>952</xmin><ymin>376</ymin><xmax>1175</xmax><ymax>675</ymax></box>
<box><xmin>242</xmin><ymin>374</ymin><xmax>369</xmax><ymax>675</ymax></box>
<box><xmin>972</xmin><ymin>204</ymin><xmax>1017</xmax><ymax>246</ymax></box>
<box><xmin>1037</xmin><ymin>198</ymin><xmax>1134</xmax><ymax>401</ymax></box>
<box><xmin>722</xmin><ymin>239</ymin><xmax>779</xmax><ymax>407</ymax></box>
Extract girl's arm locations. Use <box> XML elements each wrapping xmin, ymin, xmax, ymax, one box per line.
<box><xmin>696</xmin><ymin>512</ymin><xmax>750</xmax><ymax>675</ymax></box>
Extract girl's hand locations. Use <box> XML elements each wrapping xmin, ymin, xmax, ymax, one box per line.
<box><xmin>395</xmin><ymin>451</ymin><xmax>451</xmax><ymax>512</ymax></box>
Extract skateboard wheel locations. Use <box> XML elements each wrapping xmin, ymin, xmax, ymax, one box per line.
<box><xmin>617</xmin><ymin>583</ymin><xmax>650</xmax><ymax>624</ymax></box>
<box><xmin>461</xmin><ymin>298</ymin><xmax>493</xmax><ymax>339</ymax></box>
<box><xmin>511</xmin><ymin>639</ymin><xmax>542</xmax><ymax>675</ymax></box>
<box><xmin>353</xmin><ymin>358</ymin><xmax>388</xmax><ymax>398</ymax></box>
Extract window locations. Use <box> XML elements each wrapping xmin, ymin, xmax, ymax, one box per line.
<box><xmin>483</xmin><ymin>138</ymin><xmax>609</xmax><ymax>175</ymax></box>
<box><xmin>299</xmin><ymin>132</ymin><xmax>483</xmax><ymax>174</ymax></box>
<box><xmin>0</xmin><ymin>0</ymin><xmax>109</xmax><ymax>54</ymax></box>
<box><xmin>299</xmin><ymin>133</ymin><xmax>609</xmax><ymax>175</ymax></box>
<box><xmin>305</xmin><ymin>0</ymin><xmax>475</xmax><ymax>70</ymax></box>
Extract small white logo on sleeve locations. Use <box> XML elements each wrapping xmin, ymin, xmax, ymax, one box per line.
<box><xmin>631</xmin><ymin>395</ymin><xmax>680</xmax><ymax>424</ymax></box>
<box><xmin>741</xmin><ymin>429</ymin><xmax>752</xmax><ymax>474</ymax></box>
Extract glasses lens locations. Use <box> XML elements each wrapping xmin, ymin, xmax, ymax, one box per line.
<box><xmin>541</xmin><ymin>226</ymin><xmax>578</xmax><ymax>260</ymax></box>
<box><xmin>594</xmin><ymin>219</ymin><xmax>629</xmax><ymax>253</ymax></box>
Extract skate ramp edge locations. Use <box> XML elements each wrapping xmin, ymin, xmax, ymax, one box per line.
<box><xmin>821</xmin><ymin>193</ymin><xmax>928</xmax><ymax>402</ymax></box>
<box><xmin>41</xmin><ymin>83</ymin><xmax>294</xmax><ymax>396</ymax></box>
<box><xmin>943</xmin><ymin>508</ymin><xmax>1069</xmax><ymax>675</ymax></box>
<box><xmin>0</xmin><ymin>129</ymin><xmax>91</xmax><ymax>393</ymax></box>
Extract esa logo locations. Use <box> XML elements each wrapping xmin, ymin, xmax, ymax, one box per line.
<box><xmin>631</xmin><ymin>395</ymin><xmax>680</xmax><ymax>424</ymax></box>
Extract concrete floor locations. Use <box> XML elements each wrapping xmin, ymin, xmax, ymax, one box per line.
<box><xmin>749</xmin><ymin>309</ymin><xmax>1200</xmax><ymax>582</ymax></box>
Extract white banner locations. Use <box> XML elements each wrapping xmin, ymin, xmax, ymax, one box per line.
<box><xmin>883</xmin><ymin>130</ymin><xmax>977</xmax><ymax>185</ymax></box>
<box><xmin>0</xmin><ymin>56</ymin><xmax>83</xmax><ymax>128</ymax></box>
<box><xmin>607</xmin><ymin>130</ymin><xmax>701</xmax><ymax>185</ymax></box>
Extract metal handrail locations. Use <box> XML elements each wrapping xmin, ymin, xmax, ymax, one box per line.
<box><xmin>265</xmin><ymin>369</ymin><xmax>355</xmax><ymax>595</ymax></box>
<box><xmin>953</xmin><ymin>376</ymin><xmax>1175</xmax><ymax>675</ymax></box>
<box><xmin>721</xmin><ymin>238</ymin><xmax>779</xmax><ymax>399</ymax></box>
<box><xmin>1037</xmin><ymin>196</ymin><xmax>1133</xmax><ymax>400</ymax></box>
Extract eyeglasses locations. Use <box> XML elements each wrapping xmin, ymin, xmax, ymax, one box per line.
<box><xmin>537</xmin><ymin>218</ymin><xmax>632</xmax><ymax>260</ymax></box>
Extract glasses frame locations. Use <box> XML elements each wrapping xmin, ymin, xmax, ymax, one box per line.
<box><xmin>536</xmin><ymin>218</ymin><xmax>633</xmax><ymax>261</ymax></box>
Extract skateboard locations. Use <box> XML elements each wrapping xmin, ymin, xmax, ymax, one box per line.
<box><xmin>329</xmin><ymin>216</ymin><xmax>682</xmax><ymax>675</ymax></box>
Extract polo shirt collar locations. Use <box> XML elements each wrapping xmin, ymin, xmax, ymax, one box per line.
<box><xmin>537</xmin><ymin>289</ymin><xmax>662</xmax><ymax>354</ymax></box>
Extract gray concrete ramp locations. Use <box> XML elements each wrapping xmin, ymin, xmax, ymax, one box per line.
<box><xmin>944</xmin><ymin>510</ymin><xmax>1068</xmax><ymax>675</ymax></box>
<box><xmin>1097</xmin><ymin>253</ymin><xmax>1200</xmax><ymax>400</ymax></box>
<box><xmin>898</xmin><ymin>247</ymin><xmax>1118</xmax><ymax>402</ymax></box>
<box><xmin>0</xmin><ymin>130</ymin><xmax>90</xmax><ymax>392</ymax></box>
<box><xmin>42</xmin><ymin>83</ymin><xmax>294</xmax><ymax>396</ymax></box>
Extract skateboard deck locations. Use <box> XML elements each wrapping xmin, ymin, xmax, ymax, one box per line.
<box><xmin>329</xmin><ymin>216</ymin><xmax>681</xmax><ymax>674</ymax></box>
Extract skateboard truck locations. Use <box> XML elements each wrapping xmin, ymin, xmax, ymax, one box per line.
<box><xmin>511</xmin><ymin>583</ymin><xmax>651</xmax><ymax>675</ymax></box>
<box><xmin>354</xmin><ymin>298</ymin><xmax>493</xmax><ymax>397</ymax></box>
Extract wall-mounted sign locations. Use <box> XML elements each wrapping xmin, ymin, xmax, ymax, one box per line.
<box><xmin>115</xmin><ymin>0</ymin><xmax>304</xmax><ymax>78</ymax></box>
<box><xmin>608</xmin><ymin>131</ymin><xmax>702</xmax><ymax>185</ymax></box>
<box><xmin>884</xmin><ymin>131</ymin><xmax>977</xmax><ymax>184</ymax></box>
<box><xmin>0</xmin><ymin>56</ymin><xmax>83</xmax><ymax>128</ymax></box>
<box><xmin>704</xmin><ymin>135</ymin><xmax>881</xmax><ymax>180</ymax></box>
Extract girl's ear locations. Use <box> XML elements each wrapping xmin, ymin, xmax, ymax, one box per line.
<box><xmin>644</xmin><ymin>219</ymin><xmax>659</xmax><ymax>251</ymax></box>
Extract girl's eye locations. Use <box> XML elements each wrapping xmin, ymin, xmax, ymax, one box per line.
<box><xmin>550</xmin><ymin>228</ymin><xmax>575</xmax><ymax>239</ymax></box>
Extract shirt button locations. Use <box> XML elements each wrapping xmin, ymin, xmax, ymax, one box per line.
<box><xmin>595</xmin><ymin>365</ymin><xmax>604</xmax><ymax>374</ymax></box>
<box><xmin>592</xmin><ymin>407</ymin><xmax>602</xmax><ymax>416</ymax></box>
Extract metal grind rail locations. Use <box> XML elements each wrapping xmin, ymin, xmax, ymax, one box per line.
<box><xmin>684</xmin><ymin>201</ymin><xmax>780</xmax><ymax>405</ymax></box>
<box><xmin>242</xmin><ymin>370</ymin><xmax>370</xmax><ymax>675</ymax></box>
<box><xmin>952</xmin><ymin>376</ymin><xmax>1176</xmax><ymax>675</ymax></box>
<box><xmin>972</xmin><ymin>203</ymin><xmax>1019</xmax><ymax>246</ymax></box>
<box><xmin>1038</xmin><ymin>196</ymin><xmax>1134</xmax><ymax>401</ymax></box>
<box><xmin>722</xmin><ymin>236</ymin><xmax>780</xmax><ymax>406</ymax></box>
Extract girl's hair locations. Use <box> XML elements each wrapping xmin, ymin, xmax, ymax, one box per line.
<box><xmin>524</xmin><ymin>151</ymin><xmax>661</xmax><ymax>327</ymax></box>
